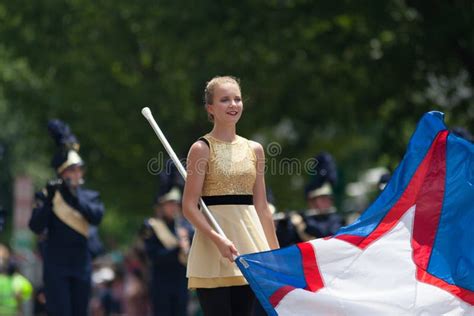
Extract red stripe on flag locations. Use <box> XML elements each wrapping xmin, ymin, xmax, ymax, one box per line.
<box><xmin>417</xmin><ymin>269</ymin><xmax>474</xmax><ymax>305</ymax></box>
<box><xmin>412</xmin><ymin>131</ymin><xmax>474</xmax><ymax>305</ymax></box>
<box><xmin>333</xmin><ymin>234</ymin><xmax>365</xmax><ymax>246</ymax></box>
<box><xmin>269</xmin><ymin>242</ymin><xmax>325</xmax><ymax>308</ymax></box>
<box><xmin>409</xmin><ymin>131</ymin><xmax>474</xmax><ymax>303</ymax></box>
<box><xmin>297</xmin><ymin>242</ymin><xmax>324</xmax><ymax>292</ymax></box>
<box><xmin>335</xmin><ymin>131</ymin><xmax>447</xmax><ymax>249</ymax></box>
<box><xmin>269</xmin><ymin>286</ymin><xmax>295</xmax><ymax>307</ymax></box>
<box><xmin>412</xmin><ymin>131</ymin><xmax>447</xmax><ymax>270</ymax></box>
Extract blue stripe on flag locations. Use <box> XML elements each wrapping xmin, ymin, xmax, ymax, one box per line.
<box><xmin>236</xmin><ymin>245</ymin><xmax>307</xmax><ymax>315</ymax></box>
<box><xmin>335</xmin><ymin>111</ymin><xmax>447</xmax><ymax>238</ymax></box>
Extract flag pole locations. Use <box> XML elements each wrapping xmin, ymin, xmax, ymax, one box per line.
<box><xmin>141</xmin><ymin>107</ymin><xmax>228</xmax><ymax>240</ymax></box>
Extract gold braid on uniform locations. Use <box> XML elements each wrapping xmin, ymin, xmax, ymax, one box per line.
<box><xmin>148</xmin><ymin>218</ymin><xmax>187</xmax><ymax>266</ymax></box>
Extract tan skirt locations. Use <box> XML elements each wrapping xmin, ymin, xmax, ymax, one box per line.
<box><xmin>186</xmin><ymin>204</ymin><xmax>270</xmax><ymax>289</ymax></box>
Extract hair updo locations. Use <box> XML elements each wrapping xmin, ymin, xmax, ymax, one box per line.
<box><xmin>204</xmin><ymin>76</ymin><xmax>241</xmax><ymax>123</ymax></box>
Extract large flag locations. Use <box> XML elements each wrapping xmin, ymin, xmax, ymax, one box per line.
<box><xmin>237</xmin><ymin>112</ymin><xmax>474</xmax><ymax>315</ymax></box>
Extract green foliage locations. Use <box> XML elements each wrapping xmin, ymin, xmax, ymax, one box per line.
<box><xmin>0</xmin><ymin>0</ymin><xmax>472</xmax><ymax>244</ymax></box>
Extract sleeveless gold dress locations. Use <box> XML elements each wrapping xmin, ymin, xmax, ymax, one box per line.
<box><xmin>186</xmin><ymin>133</ymin><xmax>271</xmax><ymax>289</ymax></box>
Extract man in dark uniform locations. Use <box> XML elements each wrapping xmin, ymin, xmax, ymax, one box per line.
<box><xmin>302</xmin><ymin>182</ymin><xmax>345</xmax><ymax>239</ymax></box>
<box><xmin>295</xmin><ymin>152</ymin><xmax>345</xmax><ymax>240</ymax></box>
<box><xmin>141</xmin><ymin>164</ymin><xmax>192</xmax><ymax>316</ymax></box>
<box><xmin>29</xmin><ymin>120</ymin><xmax>105</xmax><ymax>316</ymax></box>
<box><xmin>141</xmin><ymin>187</ymin><xmax>191</xmax><ymax>316</ymax></box>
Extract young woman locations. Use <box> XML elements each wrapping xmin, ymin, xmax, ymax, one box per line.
<box><xmin>182</xmin><ymin>76</ymin><xmax>279</xmax><ymax>315</ymax></box>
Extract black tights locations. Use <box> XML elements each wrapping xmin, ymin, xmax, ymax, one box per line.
<box><xmin>196</xmin><ymin>285</ymin><xmax>256</xmax><ymax>316</ymax></box>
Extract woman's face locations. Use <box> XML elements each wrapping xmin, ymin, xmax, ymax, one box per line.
<box><xmin>207</xmin><ymin>82</ymin><xmax>243</xmax><ymax>124</ymax></box>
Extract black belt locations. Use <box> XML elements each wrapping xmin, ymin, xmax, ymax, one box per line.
<box><xmin>201</xmin><ymin>194</ymin><xmax>253</xmax><ymax>206</ymax></box>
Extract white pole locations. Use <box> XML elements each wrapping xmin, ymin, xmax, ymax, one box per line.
<box><xmin>141</xmin><ymin>107</ymin><xmax>228</xmax><ymax>239</ymax></box>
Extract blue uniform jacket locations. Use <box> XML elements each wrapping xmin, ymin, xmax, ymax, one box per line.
<box><xmin>142</xmin><ymin>219</ymin><xmax>188</xmax><ymax>286</ymax></box>
<box><xmin>304</xmin><ymin>212</ymin><xmax>345</xmax><ymax>238</ymax></box>
<box><xmin>29</xmin><ymin>185</ymin><xmax>104</xmax><ymax>273</ymax></box>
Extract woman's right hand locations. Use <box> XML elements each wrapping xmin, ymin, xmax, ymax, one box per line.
<box><xmin>214</xmin><ymin>236</ymin><xmax>239</xmax><ymax>262</ymax></box>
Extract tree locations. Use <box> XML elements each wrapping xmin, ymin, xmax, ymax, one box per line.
<box><xmin>0</xmin><ymin>0</ymin><xmax>472</xmax><ymax>243</ymax></box>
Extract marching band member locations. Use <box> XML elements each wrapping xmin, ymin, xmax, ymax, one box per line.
<box><xmin>29</xmin><ymin>120</ymin><xmax>105</xmax><ymax>316</ymax></box>
<box><xmin>298</xmin><ymin>152</ymin><xmax>345</xmax><ymax>240</ymax></box>
<box><xmin>141</xmin><ymin>164</ymin><xmax>192</xmax><ymax>316</ymax></box>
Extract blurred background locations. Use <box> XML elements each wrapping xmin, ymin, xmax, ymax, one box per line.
<box><xmin>0</xmin><ymin>1</ymin><xmax>473</xmax><ymax>313</ymax></box>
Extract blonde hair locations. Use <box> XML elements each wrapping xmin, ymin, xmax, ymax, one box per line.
<box><xmin>204</xmin><ymin>75</ymin><xmax>241</xmax><ymax>122</ymax></box>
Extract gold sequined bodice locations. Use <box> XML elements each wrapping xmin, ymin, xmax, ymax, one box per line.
<box><xmin>200</xmin><ymin>133</ymin><xmax>257</xmax><ymax>196</ymax></box>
